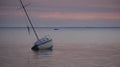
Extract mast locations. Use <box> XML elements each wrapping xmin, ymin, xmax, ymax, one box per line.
<box><xmin>19</xmin><ymin>0</ymin><xmax>39</xmax><ymax>40</ymax></box>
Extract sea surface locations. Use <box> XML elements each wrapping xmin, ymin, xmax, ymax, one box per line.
<box><xmin>0</xmin><ymin>27</ymin><xmax>120</xmax><ymax>67</ymax></box>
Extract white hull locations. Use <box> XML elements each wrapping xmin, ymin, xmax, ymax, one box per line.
<box><xmin>32</xmin><ymin>36</ymin><xmax>53</xmax><ymax>50</ymax></box>
<box><xmin>37</xmin><ymin>40</ymin><xmax>53</xmax><ymax>50</ymax></box>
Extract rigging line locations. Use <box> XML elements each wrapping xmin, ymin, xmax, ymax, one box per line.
<box><xmin>27</xmin><ymin>25</ymin><xmax>30</xmax><ymax>35</ymax></box>
<box><xmin>19</xmin><ymin>0</ymin><xmax>39</xmax><ymax>40</ymax></box>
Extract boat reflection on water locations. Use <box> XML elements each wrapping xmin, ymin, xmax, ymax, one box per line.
<box><xmin>32</xmin><ymin>49</ymin><xmax>53</xmax><ymax>56</ymax></box>
<box><xmin>31</xmin><ymin>50</ymin><xmax>53</xmax><ymax>67</ymax></box>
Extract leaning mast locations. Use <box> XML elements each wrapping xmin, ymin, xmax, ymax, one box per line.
<box><xmin>19</xmin><ymin>0</ymin><xmax>39</xmax><ymax>40</ymax></box>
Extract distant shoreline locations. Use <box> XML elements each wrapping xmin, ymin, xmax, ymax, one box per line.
<box><xmin>0</xmin><ymin>27</ymin><xmax>120</xmax><ymax>28</ymax></box>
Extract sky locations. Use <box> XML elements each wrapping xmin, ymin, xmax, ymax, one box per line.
<box><xmin>0</xmin><ymin>0</ymin><xmax>120</xmax><ymax>27</ymax></box>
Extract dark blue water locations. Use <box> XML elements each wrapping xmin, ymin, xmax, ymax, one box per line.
<box><xmin>0</xmin><ymin>27</ymin><xmax>120</xmax><ymax>67</ymax></box>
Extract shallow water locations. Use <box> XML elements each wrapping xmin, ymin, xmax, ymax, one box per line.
<box><xmin>0</xmin><ymin>27</ymin><xmax>120</xmax><ymax>67</ymax></box>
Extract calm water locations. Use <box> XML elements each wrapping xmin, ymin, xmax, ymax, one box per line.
<box><xmin>0</xmin><ymin>27</ymin><xmax>120</xmax><ymax>67</ymax></box>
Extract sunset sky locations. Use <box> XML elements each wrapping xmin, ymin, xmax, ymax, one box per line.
<box><xmin>0</xmin><ymin>0</ymin><xmax>120</xmax><ymax>27</ymax></box>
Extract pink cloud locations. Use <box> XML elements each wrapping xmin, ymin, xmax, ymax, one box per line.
<box><xmin>30</xmin><ymin>11</ymin><xmax>120</xmax><ymax>20</ymax></box>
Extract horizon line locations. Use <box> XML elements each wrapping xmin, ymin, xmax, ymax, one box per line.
<box><xmin>0</xmin><ymin>26</ymin><xmax>120</xmax><ymax>28</ymax></box>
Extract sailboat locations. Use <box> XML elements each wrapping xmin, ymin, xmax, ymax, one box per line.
<box><xmin>19</xmin><ymin>0</ymin><xmax>53</xmax><ymax>50</ymax></box>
